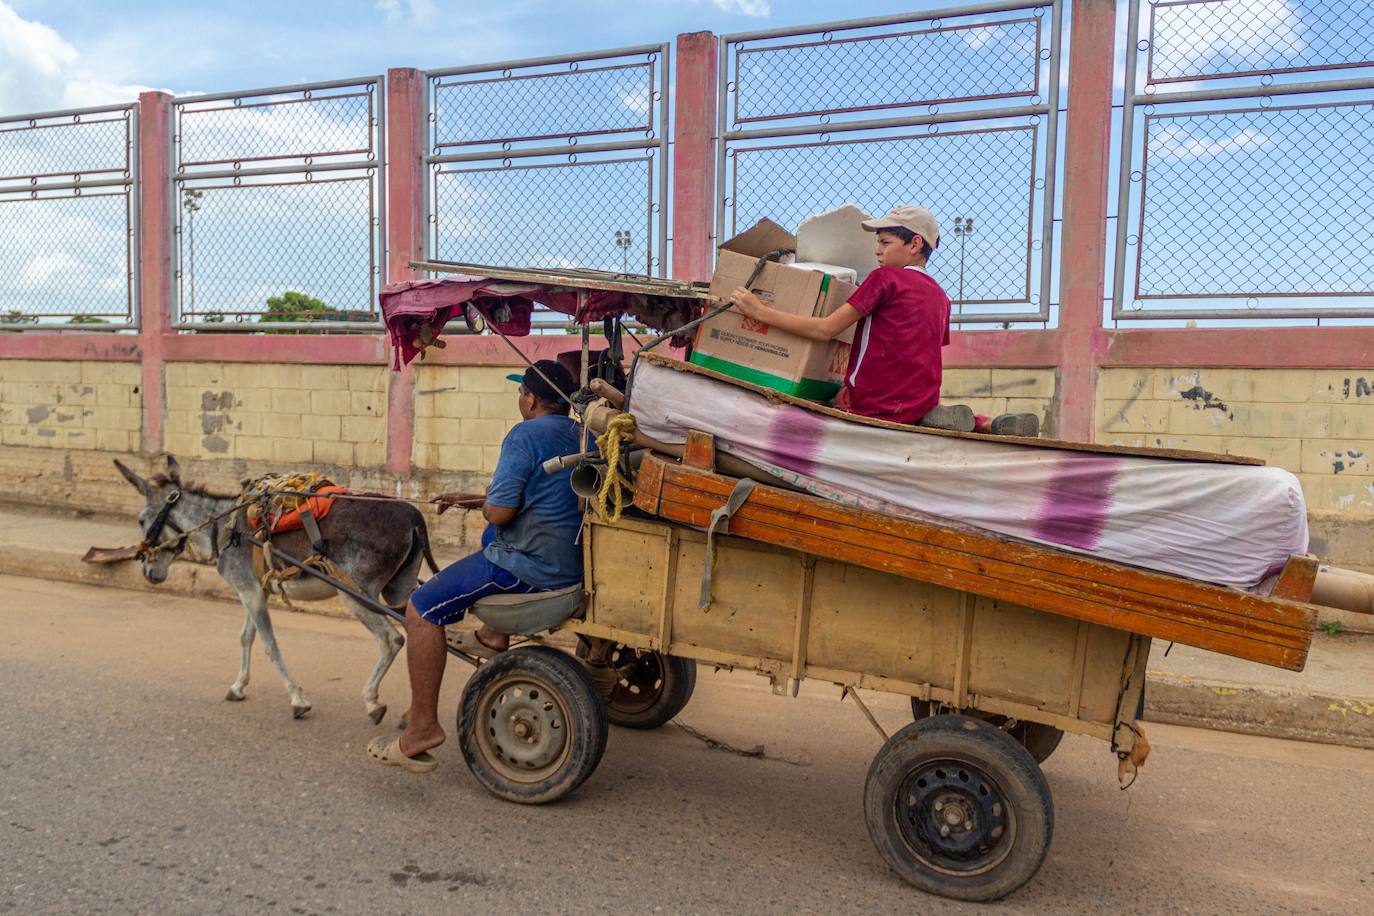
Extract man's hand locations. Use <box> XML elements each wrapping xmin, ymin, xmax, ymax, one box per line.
<box><xmin>729</xmin><ymin>287</ymin><xmax>769</xmax><ymax>320</ymax></box>
<box><xmin>432</xmin><ymin>492</ymin><xmax>486</xmax><ymax>515</ymax></box>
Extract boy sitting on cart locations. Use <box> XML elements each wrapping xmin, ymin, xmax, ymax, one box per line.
<box><xmin>728</xmin><ymin>205</ymin><xmax>1037</xmax><ymax>437</ymax></box>
<box><xmin>368</xmin><ymin>360</ymin><xmax>583</xmax><ymax>773</ymax></box>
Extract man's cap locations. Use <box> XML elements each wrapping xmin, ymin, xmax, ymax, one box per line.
<box><xmin>861</xmin><ymin>205</ymin><xmax>940</xmax><ymax>249</ymax></box>
<box><xmin>506</xmin><ymin>359</ymin><xmax>577</xmax><ymax>404</ymax></box>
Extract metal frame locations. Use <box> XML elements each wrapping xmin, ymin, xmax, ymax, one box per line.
<box><xmin>422</xmin><ymin>44</ymin><xmax>671</xmax><ymax>283</ymax></box>
<box><xmin>716</xmin><ymin>1</ymin><xmax>1062</xmax><ymax>325</ymax></box>
<box><xmin>0</xmin><ymin>103</ymin><xmax>139</xmax><ymax>329</ymax></box>
<box><xmin>169</xmin><ymin>76</ymin><xmax>385</xmax><ymax>330</ymax></box>
<box><xmin>1111</xmin><ymin>0</ymin><xmax>1374</xmax><ymax>321</ymax></box>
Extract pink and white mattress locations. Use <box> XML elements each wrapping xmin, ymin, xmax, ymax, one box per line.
<box><xmin>628</xmin><ymin>359</ymin><xmax>1308</xmax><ymax>589</ymax></box>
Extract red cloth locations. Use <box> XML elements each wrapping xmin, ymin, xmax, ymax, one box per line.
<box><xmin>252</xmin><ymin>486</ymin><xmax>347</xmax><ymax>535</ymax></box>
<box><xmin>378</xmin><ymin>277</ymin><xmax>700</xmax><ymax>369</ymax></box>
<box><xmin>835</xmin><ymin>266</ymin><xmax>951</xmax><ymax>424</ymax></box>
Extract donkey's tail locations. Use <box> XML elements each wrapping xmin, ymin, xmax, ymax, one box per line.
<box><xmin>416</xmin><ymin>519</ymin><xmax>441</xmax><ymax>576</ymax></box>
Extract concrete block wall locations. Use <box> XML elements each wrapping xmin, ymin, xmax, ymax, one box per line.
<box><xmin>1098</xmin><ymin>367</ymin><xmax>1374</xmax><ymax>573</ymax></box>
<box><xmin>163</xmin><ymin>362</ymin><xmax>388</xmax><ymax>466</ymax></box>
<box><xmin>941</xmin><ymin>368</ymin><xmax>1057</xmax><ymax>426</ymax></box>
<box><xmin>413</xmin><ymin>366</ymin><xmax>523</xmax><ymax>474</ymax></box>
<box><xmin>0</xmin><ymin>360</ymin><xmax>141</xmax><ymax>452</ymax></box>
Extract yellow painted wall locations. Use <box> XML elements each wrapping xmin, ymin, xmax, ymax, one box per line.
<box><xmin>413</xmin><ymin>365</ymin><xmax>524</xmax><ymax>473</ymax></box>
<box><xmin>0</xmin><ymin>360</ymin><xmax>141</xmax><ymax>451</ymax></box>
<box><xmin>942</xmin><ymin>368</ymin><xmax>1057</xmax><ymax>425</ymax></box>
<box><xmin>163</xmin><ymin>362</ymin><xmax>388</xmax><ymax>466</ymax></box>
<box><xmin>1098</xmin><ymin>368</ymin><xmax>1374</xmax><ymax>517</ymax></box>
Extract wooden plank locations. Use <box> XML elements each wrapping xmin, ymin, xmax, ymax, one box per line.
<box><xmin>637</xmin><ymin>351</ymin><xmax>1264</xmax><ymax>466</ymax></box>
<box><xmin>653</xmin><ymin>456</ymin><xmax>1309</xmax><ymax>635</ymax></box>
<box><xmin>657</xmin><ymin>486</ymin><xmax>1306</xmax><ymax>670</ymax></box>
<box><xmin>637</xmin><ymin>454</ymin><xmax>1314</xmax><ymax>670</ymax></box>
<box><xmin>656</xmin><ymin>527</ymin><xmax>680</xmax><ymax>651</ymax></box>
<box><xmin>1067</xmin><ymin>623</ymin><xmax>1091</xmax><ymax>719</ymax></box>
<box><xmin>1272</xmin><ymin>554</ymin><xmax>1320</xmax><ymax>602</ymax></box>
<box><xmin>660</xmin><ymin>479</ymin><xmax>1307</xmax><ymax>650</ymax></box>
<box><xmin>632</xmin><ymin>452</ymin><xmax>664</xmax><ymax>515</ymax></box>
<box><xmin>790</xmin><ymin>558</ymin><xmax>816</xmax><ymax>696</ymax></box>
<box><xmin>953</xmin><ymin>593</ymin><xmax>976</xmax><ymax>707</ymax></box>
<box><xmin>682</xmin><ymin>430</ymin><xmax>716</xmax><ymax>470</ymax></box>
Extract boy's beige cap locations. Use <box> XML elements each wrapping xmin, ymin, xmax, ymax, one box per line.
<box><xmin>861</xmin><ymin>205</ymin><xmax>940</xmax><ymax>248</ymax></box>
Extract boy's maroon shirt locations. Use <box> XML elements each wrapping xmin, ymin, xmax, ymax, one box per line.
<box><xmin>834</xmin><ymin>265</ymin><xmax>951</xmax><ymax>424</ymax></box>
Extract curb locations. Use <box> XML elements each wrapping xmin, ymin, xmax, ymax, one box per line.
<box><xmin>0</xmin><ymin>542</ymin><xmax>356</xmax><ymax>620</ymax></box>
<box><xmin>1144</xmin><ymin>671</ymin><xmax>1374</xmax><ymax>750</ymax></box>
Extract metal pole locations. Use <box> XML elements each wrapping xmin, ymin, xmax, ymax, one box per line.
<box><xmin>1111</xmin><ymin>0</ymin><xmax>1144</xmax><ymax>319</ymax></box>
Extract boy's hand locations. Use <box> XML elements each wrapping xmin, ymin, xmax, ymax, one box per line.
<box><xmin>729</xmin><ymin>287</ymin><xmax>767</xmax><ymax>319</ymax></box>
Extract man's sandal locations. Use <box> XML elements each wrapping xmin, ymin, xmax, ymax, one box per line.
<box><xmin>445</xmin><ymin>628</ymin><xmax>505</xmax><ymax>660</ymax></box>
<box><xmin>367</xmin><ymin>736</ymin><xmax>438</xmax><ymax>774</ymax></box>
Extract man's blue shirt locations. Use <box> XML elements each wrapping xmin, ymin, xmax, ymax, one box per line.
<box><xmin>483</xmin><ymin>414</ymin><xmax>583</xmax><ymax>588</ymax></box>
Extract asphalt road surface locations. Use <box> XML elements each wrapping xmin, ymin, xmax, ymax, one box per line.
<box><xmin>3</xmin><ymin>573</ymin><xmax>1372</xmax><ymax>915</ymax></box>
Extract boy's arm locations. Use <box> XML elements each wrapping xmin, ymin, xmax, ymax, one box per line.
<box><xmin>728</xmin><ymin>288</ymin><xmax>862</xmax><ymax>341</ymax></box>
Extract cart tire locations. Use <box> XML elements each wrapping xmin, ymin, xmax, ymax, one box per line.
<box><xmin>576</xmin><ymin>640</ymin><xmax>697</xmax><ymax>729</ymax></box>
<box><xmin>910</xmin><ymin>700</ymin><xmax>1065</xmax><ymax>764</ymax></box>
<box><xmin>864</xmin><ymin>715</ymin><xmax>1053</xmax><ymax>902</ymax></box>
<box><xmin>457</xmin><ymin>646</ymin><xmax>608</xmax><ymax>805</ymax></box>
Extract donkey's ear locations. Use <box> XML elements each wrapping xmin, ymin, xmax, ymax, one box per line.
<box><xmin>165</xmin><ymin>454</ymin><xmax>182</xmax><ymax>483</ymax></box>
<box><xmin>113</xmin><ymin>460</ymin><xmax>154</xmax><ymax>496</ymax></box>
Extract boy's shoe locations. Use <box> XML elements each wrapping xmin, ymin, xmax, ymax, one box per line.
<box><xmin>917</xmin><ymin>404</ymin><xmax>975</xmax><ymax>432</ymax></box>
<box><xmin>989</xmin><ymin>412</ymin><xmax>1040</xmax><ymax>438</ymax></box>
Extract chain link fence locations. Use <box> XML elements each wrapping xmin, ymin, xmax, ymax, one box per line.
<box><xmin>1114</xmin><ymin>0</ymin><xmax>1374</xmax><ymax>321</ymax></box>
<box><xmin>425</xmin><ymin>45</ymin><xmax>669</xmax><ymax>309</ymax></box>
<box><xmin>0</xmin><ymin>105</ymin><xmax>137</xmax><ymax>328</ymax></box>
<box><xmin>719</xmin><ymin>2</ymin><xmax>1062</xmax><ymax>325</ymax></box>
<box><xmin>172</xmin><ymin>77</ymin><xmax>384</xmax><ymax>329</ymax></box>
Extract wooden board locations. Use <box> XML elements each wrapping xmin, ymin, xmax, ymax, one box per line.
<box><xmin>630</xmin><ymin>351</ymin><xmax>1265</xmax><ymax>466</ymax></box>
<box><xmin>633</xmin><ymin>451</ymin><xmax>1315</xmax><ymax>671</ymax></box>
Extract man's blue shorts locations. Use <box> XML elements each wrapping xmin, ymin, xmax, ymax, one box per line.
<box><xmin>411</xmin><ymin>548</ymin><xmax>537</xmax><ymax>627</ymax></box>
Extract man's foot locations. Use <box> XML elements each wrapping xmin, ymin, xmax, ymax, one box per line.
<box><xmin>368</xmin><ymin>736</ymin><xmax>439</xmax><ymax>774</ymax></box>
<box><xmin>989</xmin><ymin>412</ymin><xmax>1040</xmax><ymax>438</ymax></box>
<box><xmin>917</xmin><ymin>404</ymin><xmax>975</xmax><ymax>432</ymax></box>
<box><xmin>446</xmin><ymin>627</ymin><xmax>509</xmax><ymax>659</ymax></box>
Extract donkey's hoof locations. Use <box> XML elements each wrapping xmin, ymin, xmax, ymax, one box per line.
<box><xmin>291</xmin><ymin>702</ymin><xmax>313</xmax><ymax>719</ymax></box>
<box><xmin>367</xmin><ymin>704</ymin><xmax>388</xmax><ymax>726</ymax></box>
<box><xmin>225</xmin><ymin>687</ymin><xmax>246</xmax><ymax>702</ymax></box>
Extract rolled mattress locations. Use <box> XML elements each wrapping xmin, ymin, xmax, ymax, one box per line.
<box><xmin>628</xmin><ymin>358</ymin><xmax>1309</xmax><ymax>589</ymax></box>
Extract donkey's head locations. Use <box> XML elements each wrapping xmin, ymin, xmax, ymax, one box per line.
<box><xmin>114</xmin><ymin>455</ymin><xmax>191</xmax><ymax>584</ymax></box>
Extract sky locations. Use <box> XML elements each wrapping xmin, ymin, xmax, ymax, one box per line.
<box><xmin>0</xmin><ymin>0</ymin><xmax>929</xmax><ymax>111</ymax></box>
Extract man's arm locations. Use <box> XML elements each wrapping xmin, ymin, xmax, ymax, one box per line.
<box><xmin>482</xmin><ymin>502</ymin><xmax>518</xmax><ymax>526</ymax></box>
<box><xmin>728</xmin><ymin>288</ymin><xmax>862</xmax><ymax>341</ymax></box>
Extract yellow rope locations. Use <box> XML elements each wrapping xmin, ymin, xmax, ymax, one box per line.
<box><xmin>593</xmin><ymin>412</ymin><xmax>637</xmax><ymax>523</ymax></box>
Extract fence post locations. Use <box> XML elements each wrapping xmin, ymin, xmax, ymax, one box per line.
<box><xmin>384</xmin><ymin>68</ymin><xmax>425</xmax><ymax>474</ymax></box>
<box><xmin>1054</xmin><ymin>0</ymin><xmax>1117</xmax><ymax>442</ymax></box>
<box><xmin>671</xmin><ymin>31</ymin><xmax>719</xmax><ymax>282</ymax></box>
<box><xmin>137</xmin><ymin>91</ymin><xmax>173</xmax><ymax>456</ymax></box>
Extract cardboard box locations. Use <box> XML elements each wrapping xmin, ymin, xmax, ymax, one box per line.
<box><xmin>693</xmin><ymin>219</ymin><xmax>858</xmax><ymax>400</ymax></box>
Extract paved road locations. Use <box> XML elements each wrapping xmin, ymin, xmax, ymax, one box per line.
<box><xmin>3</xmin><ymin>574</ymin><xmax>1372</xmax><ymax>915</ymax></box>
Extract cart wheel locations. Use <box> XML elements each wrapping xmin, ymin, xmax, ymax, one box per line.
<box><xmin>910</xmin><ymin>700</ymin><xmax>1064</xmax><ymax>764</ymax></box>
<box><xmin>864</xmin><ymin>715</ymin><xmax>1053</xmax><ymax>902</ymax></box>
<box><xmin>457</xmin><ymin>646</ymin><xmax>608</xmax><ymax>805</ymax></box>
<box><xmin>576</xmin><ymin>640</ymin><xmax>697</xmax><ymax>729</ymax></box>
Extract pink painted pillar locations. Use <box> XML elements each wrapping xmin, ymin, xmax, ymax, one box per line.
<box><xmin>1053</xmin><ymin>0</ymin><xmax>1116</xmax><ymax>442</ymax></box>
<box><xmin>671</xmin><ymin>32</ymin><xmax>719</xmax><ymax>282</ymax></box>
<box><xmin>384</xmin><ymin>68</ymin><xmax>425</xmax><ymax>474</ymax></box>
<box><xmin>138</xmin><ymin>91</ymin><xmax>173</xmax><ymax>455</ymax></box>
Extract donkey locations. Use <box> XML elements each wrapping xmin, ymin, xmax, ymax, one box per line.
<box><xmin>116</xmin><ymin>456</ymin><xmax>438</xmax><ymax>722</ymax></box>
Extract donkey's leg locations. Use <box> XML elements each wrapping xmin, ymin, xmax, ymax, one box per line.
<box><xmin>225</xmin><ymin>609</ymin><xmax>257</xmax><ymax>701</ymax></box>
<box><xmin>342</xmin><ymin>595</ymin><xmax>406</xmax><ymax>725</ymax></box>
<box><xmin>241</xmin><ymin>587</ymin><xmax>312</xmax><ymax>718</ymax></box>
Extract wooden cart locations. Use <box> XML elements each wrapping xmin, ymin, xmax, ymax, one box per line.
<box><xmin>448</xmin><ymin>431</ymin><xmax>1318</xmax><ymax>902</ymax></box>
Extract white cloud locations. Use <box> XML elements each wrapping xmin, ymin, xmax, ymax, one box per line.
<box><xmin>376</xmin><ymin>0</ymin><xmax>436</xmax><ymax>26</ymax></box>
<box><xmin>1150</xmin><ymin>123</ymin><xmax>1273</xmax><ymax>160</ymax></box>
<box><xmin>1150</xmin><ymin>0</ymin><xmax>1307</xmax><ymax>77</ymax></box>
<box><xmin>0</xmin><ymin>2</ymin><xmax>158</xmax><ymax>113</ymax></box>
<box><xmin>19</xmin><ymin>252</ymin><xmax>80</xmax><ymax>288</ymax></box>
<box><xmin>690</xmin><ymin>0</ymin><xmax>771</xmax><ymax>17</ymax></box>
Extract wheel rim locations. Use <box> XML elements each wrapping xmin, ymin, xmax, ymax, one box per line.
<box><xmin>895</xmin><ymin>757</ymin><xmax>1016</xmax><ymax>876</ymax></box>
<box><xmin>606</xmin><ymin>645</ymin><xmax>666</xmax><ymax>716</ymax></box>
<box><xmin>473</xmin><ymin>673</ymin><xmax>573</xmax><ymax>784</ymax></box>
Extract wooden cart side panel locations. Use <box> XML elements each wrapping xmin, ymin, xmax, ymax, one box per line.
<box><xmin>1078</xmin><ymin>625</ymin><xmax>1138</xmax><ymax>724</ymax></box>
<box><xmin>585</xmin><ymin>520</ymin><xmax>666</xmax><ymax>639</ymax></box>
<box><xmin>668</xmin><ymin>535</ymin><xmax>800</xmax><ymax>663</ymax></box>
<box><xmin>967</xmin><ymin>598</ymin><xmax>1083</xmax><ymax>715</ymax></box>
<box><xmin>806</xmin><ymin>559</ymin><xmax>962</xmax><ymax>690</ymax></box>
